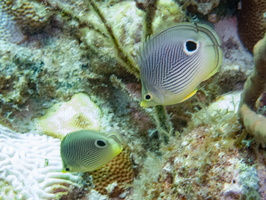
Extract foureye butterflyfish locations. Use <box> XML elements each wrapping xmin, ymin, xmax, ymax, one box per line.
<box><xmin>60</xmin><ymin>130</ymin><xmax>123</xmax><ymax>172</ymax></box>
<box><xmin>139</xmin><ymin>22</ymin><xmax>222</xmax><ymax>107</ymax></box>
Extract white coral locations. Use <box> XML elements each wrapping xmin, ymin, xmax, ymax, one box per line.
<box><xmin>0</xmin><ymin>125</ymin><xmax>82</xmax><ymax>200</ymax></box>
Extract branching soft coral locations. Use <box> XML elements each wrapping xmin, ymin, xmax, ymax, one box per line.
<box><xmin>239</xmin><ymin>34</ymin><xmax>266</xmax><ymax>144</ymax></box>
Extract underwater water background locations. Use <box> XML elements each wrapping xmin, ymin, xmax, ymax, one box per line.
<box><xmin>0</xmin><ymin>0</ymin><xmax>266</xmax><ymax>199</ymax></box>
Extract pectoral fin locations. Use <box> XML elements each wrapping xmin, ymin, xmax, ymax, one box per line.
<box><xmin>179</xmin><ymin>89</ymin><xmax>197</xmax><ymax>103</ymax></box>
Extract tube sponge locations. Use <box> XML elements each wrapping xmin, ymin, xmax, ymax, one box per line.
<box><xmin>239</xmin><ymin>34</ymin><xmax>266</xmax><ymax>144</ymax></box>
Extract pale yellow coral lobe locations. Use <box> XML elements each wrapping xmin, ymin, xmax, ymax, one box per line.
<box><xmin>36</xmin><ymin>93</ymin><xmax>102</xmax><ymax>139</ymax></box>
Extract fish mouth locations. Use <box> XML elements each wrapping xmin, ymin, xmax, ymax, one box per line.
<box><xmin>140</xmin><ymin>100</ymin><xmax>150</xmax><ymax>108</ymax></box>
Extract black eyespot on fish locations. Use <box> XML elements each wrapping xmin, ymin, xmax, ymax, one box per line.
<box><xmin>95</xmin><ymin>139</ymin><xmax>107</xmax><ymax>148</ymax></box>
<box><xmin>65</xmin><ymin>167</ymin><xmax>70</xmax><ymax>171</ymax></box>
<box><xmin>145</xmin><ymin>93</ymin><xmax>152</xmax><ymax>101</ymax></box>
<box><xmin>185</xmin><ymin>40</ymin><xmax>197</xmax><ymax>52</ymax></box>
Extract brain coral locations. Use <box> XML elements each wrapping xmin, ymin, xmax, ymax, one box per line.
<box><xmin>0</xmin><ymin>125</ymin><xmax>82</xmax><ymax>200</ymax></box>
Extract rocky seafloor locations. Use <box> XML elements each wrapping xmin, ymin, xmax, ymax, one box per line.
<box><xmin>0</xmin><ymin>0</ymin><xmax>266</xmax><ymax>199</ymax></box>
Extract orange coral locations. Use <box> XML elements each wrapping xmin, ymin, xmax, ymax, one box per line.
<box><xmin>87</xmin><ymin>145</ymin><xmax>134</xmax><ymax>197</ymax></box>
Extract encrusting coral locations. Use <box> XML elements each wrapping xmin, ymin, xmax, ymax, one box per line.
<box><xmin>36</xmin><ymin>93</ymin><xmax>102</xmax><ymax>139</ymax></box>
<box><xmin>0</xmin><ymin>0</ymin><xmax>53</xmax><ymax>44</ymax></box>
<box><xmin>239</xmin><ymin>34</ymin><xmax>266</xmax><ymax>144</ymax></box>
<box><xmin>0</xmin><ymin>0</ymin><xmax>52</xmax><ymax>33</ymax></box>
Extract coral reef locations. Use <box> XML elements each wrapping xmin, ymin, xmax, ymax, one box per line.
<box><xmin>0</xmin><ymin>0</ymin><xmax>265</xmax><ymax>199</ymax></box>
<box><xmin>0</xmin><ymin>30</ymin><xmax>97</xmax><ymax>132</ymax></box>
<box><xmin>129</xmin><ymin>92</ymin><xmax>261</xmax><ymax>199</ymax></box>
<box><xmin>0</xmin><ymin>125</ymin><xmax>82</xmax><ymax>199</ymax></box>
<box><xmin>238</xmin><ymin>0</ymin><xmax>266</xmax><ymax>52</ymax></box>
<box><xmin>239</xmin><ymin>34</ymin><xmax>266</xmax><ymax>144</ymax></box>
<box><xmin>36</xmin><ymin>92</ymin><xmax>134</xmax><ymax>197</ymax></box>
<box><xmin>80</xmin><ymin>0</ymin><xmax>185</xmax><ymax>77</ymax></box>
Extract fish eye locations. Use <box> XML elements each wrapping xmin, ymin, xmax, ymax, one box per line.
<box><xmin>144</xmin><ymin>93</ymin><xmax>152</xmax><ymax>101</ymax></box>
<box><xmin>184</xmin><ymin>40</ymin><xmax>198</xmax><ymax>54</ymax></box>
<box><xmin>65</xmin><ymin>167</ymin><xmax>70</xmax><ymax>171</ymax></box>
<box><xmin>95</xmin><ymin>139</ymin><xmax>108</xmax><ymax>148</ymax></box>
